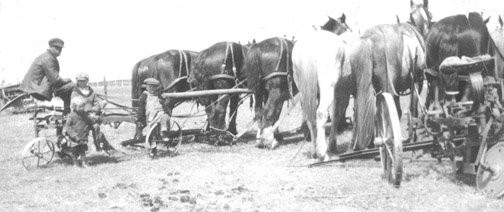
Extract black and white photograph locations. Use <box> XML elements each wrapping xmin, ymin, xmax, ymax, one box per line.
<box><xmin>2</xmin><ymin>0</ymin><xmax>504</xmax><ymax>211</ymax></box>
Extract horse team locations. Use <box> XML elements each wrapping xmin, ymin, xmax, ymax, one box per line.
<box><xmin>131</xmin><ymin>0</ymin><xmax>504</xmax><ymax>161</ymax></box>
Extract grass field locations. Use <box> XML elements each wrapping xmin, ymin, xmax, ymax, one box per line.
<box><xmin>1</xmin><ymin>86</ymin><xmax>504</xmax><ymax>212</ymax></box>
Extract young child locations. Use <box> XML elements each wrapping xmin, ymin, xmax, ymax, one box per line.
<box><xmin>136</xmin><ymin>78</ymin><xmax>171</xmax><ymax>155</ymax></box>
<box><xmin>65</xmin><ymin>96</ymin><xmax>93</xmax><ymax>167</ymax></box>
<box><xmin>70</xmin><ymin>72</ymin><xmax>112</xmax><ymax>152</ymax></box>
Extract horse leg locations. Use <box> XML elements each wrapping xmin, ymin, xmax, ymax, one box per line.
<box><xmin>299</xmin><ymin>112</ymin><xmax>311</xmax><ymax>141</ymax></box>
<box><xmin>330</xmin><ymin>95</ymin><xmax>350</xmax><ymax>154</ymax></box>
<box><xmin>306</xmin><ymin>119</ymin><xmax>317</xmax><ymax>159</ymax></box>
<box><xmin>254</xmin><ymin>92</ymin><xmax>265</xmax><ymax>148</ymax></box>
<box><xmin>227</xmin><ymin>94</ymin><xmax>239</xmax><ymax>135</ymax></box>
<box><xmin>314</xmin><ymin>93</ymin><xmax>332</xmax><ymax>160</ymax></box>
<box><xmin>205</xmin><ymin>100</ymin><xmax>217</xmax><ymax>131</ymax></box>
<box><xmin>261</xmin><ymin>88</ymin><xmax>285</xmax><ymax>150</ymax></box>
<box><xmin>214</xmin><ymin>94</ymin><xmax>229</xmax><ymax>130</ymax></box>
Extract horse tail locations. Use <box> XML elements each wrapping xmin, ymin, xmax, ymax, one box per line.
<box><xmin>131</xmin><ymin>60</ymin><xmax>142</xmax><ymax>108</ymax></box>
<box><xmin>293</xmin><ymin>46</ymin><xmax>318</xmax><ymax>125</ymax></box>
<box><xmin>244</xmin><ymin>46</ymin><xmax>262</xmax><ymax>92</ymax></box>
<box><xmin>351</xmin><ymin>39</ymin><xmax>376</xmax><ymax>151</ymax></box>
<box><xmin>244</xmin><ymin>46</ymin><xmax>263</xmax><ymax>110</ymax></box>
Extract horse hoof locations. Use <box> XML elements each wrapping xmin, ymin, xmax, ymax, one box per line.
<box><xmin>269</xmin><ymin>140</ymin><xmax>279</xmax><ymax>150</ymax></box>
<box><xmin>255</xmin><ymin>140</ymin><xmax>265</xmax><ymax>149</ymax></box>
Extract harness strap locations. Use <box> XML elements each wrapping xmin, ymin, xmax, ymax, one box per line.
<box><xmin>262</xmin><ymin>72</ymin><xmax>288</xmax><ymax>82</ymax></box>
<box><xmin>425</xmin><ymin>68</ymin><xmax>439</xmax><ymax>77</ymax></box>
<box><xmin>208</xmin><ymin>74</ymin><xmax>235</xmax><ymax>81</ymax></box>
<box><xmin>163</xmin><ymin>76</ymin><xmax>188</xmax><ymax>92</ymax></box>
<box><xmin>261</xmin><ymin>38</ymin><xmax>291</xmax><ymax>82</ymax></box>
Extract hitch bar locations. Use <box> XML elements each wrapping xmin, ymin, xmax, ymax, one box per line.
<box><xmin>309</xmin><ymin>140</ymin><xmax>435</xmax><ymax>167</ymax></box>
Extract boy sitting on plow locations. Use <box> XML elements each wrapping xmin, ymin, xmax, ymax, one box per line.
<box><xmin>135</xmin><ymin>78</ymin><xmax>172</xmax><ymax>156</ymax></box>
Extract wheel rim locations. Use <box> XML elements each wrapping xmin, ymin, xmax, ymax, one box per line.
<box><xmin>21</xmin><ymin>137</ymin><xmax>55</xmax><ymax>170</ymax></box>
<box><xmin>376</xmin><ymin>93</ymin><xmax>403</xmax><ymax>186</ymax></box>
<box><xmin>476</xmin><ymin>142</ymin><xmax>504</xmax><ymax>198</ymax></box>
<box><xmin>167</xmin><ymin>122</ymin><xmax>183</xmax><ymax>154</ymax></box>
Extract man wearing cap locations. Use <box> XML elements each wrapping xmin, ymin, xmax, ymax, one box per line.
<box><xmin>136</xmin><ymin>78</ymin><xmax>171</xmax><ymax>156</ymax></box>
<box><xmin>20</xmin><ymin>38</ymin><xmax>75</xmax><ymax>115</ymax></box>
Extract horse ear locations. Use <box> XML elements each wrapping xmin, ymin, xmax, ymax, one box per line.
<box><xmin>396</xmin><ymin>15</ymin><xmax>401</xmax><ymax>24</ymax></box>
<box><xmin>500</xmin><ymin>15</ymin><xmax>503</xmax><ymax>28</ymax></box>
<box><xmin>423</xmin><ymin>0</ymin><xmax>428</xmax><ymax>8</ymax></box>
<box><xmin>410</xmin><ymin>13</ymin><xmax>417</xmax><ymax>26</ymax></box>
<box><xmin>484</xmin><ymin>16</ymin><xmax>491</xmax><ymax>24</ymax></box>
<box><xmin>252</xmin><ymin>39</ymin><xmax>256</xmax><ymax>44</ymax></box>
<box><xmin>340</xmin><ymin>13</ymin><xmax>346</xmax><ymax>23</ymax></box>
<box><xmin>410</xmin><ymin>0</ymin><xmax>414</xmax><ymax>8</ymax></box>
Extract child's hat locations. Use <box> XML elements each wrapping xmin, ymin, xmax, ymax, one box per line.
<box><xmin>144</xmin><ymin>78</ymin><xmax>160</xmax><ymax>85</ymax></box>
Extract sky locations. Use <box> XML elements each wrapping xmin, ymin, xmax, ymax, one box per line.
<box><xmin>1</xmin><ymin>0</ymin><xmax>503</xmax><ymax>85</ymax></box>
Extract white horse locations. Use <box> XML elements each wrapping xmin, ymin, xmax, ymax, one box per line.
<box><xmin>292</xmin><ymin>14</ymin><xmax>355</xmax><ymax>160</ymax></box>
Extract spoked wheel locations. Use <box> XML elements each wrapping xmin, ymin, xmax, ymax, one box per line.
<box><xmin>21</xmin><ymin>137</ymin><xmax>56</xmax><ymax>170</ymax></box>
<box><xmin>375</xmin><ymin>93</ymin><xmax>403</xmax><ymax>187</ymax></box>
<box><xmin>476</xmin><ymin>142</ymin><xmax>504</xmax><ymax>198</ymax></box>
<box><xmin>146</xmin><ymin>123</ymin><xmax>161</xmax><ymax>158</ymax></box>
<box><xmin>166</xmin><ymin>122</ymin><xmax>183</xmax><ymax>155</ymax></box>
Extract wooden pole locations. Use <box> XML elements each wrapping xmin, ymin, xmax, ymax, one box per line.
<box><xmin>161</xmin><ymin>88</ymin><xmax>253</xmax><ymax>98</ymax></box>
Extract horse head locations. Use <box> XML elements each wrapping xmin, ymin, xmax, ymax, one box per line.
<box><xmin>409</xmin><ymin>0</ymin><xmax>432</xmax><ymax>37</ymax></box>
<box><xmin>320</xmin><ymin>13</ymin><xmax>351</xmax><ymax>35</ymax></box>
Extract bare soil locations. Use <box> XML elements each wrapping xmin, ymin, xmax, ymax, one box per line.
<box><xmin>1</xmin><ymin>87</ymin><xmax>504</xmax><ymax>212</ymax></box>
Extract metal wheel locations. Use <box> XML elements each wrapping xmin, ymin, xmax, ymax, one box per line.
<box><xmin>376</xmin><ymin>93</ymin><xmax>403</xmax><ymax>187</ymax></box>
<box><xmin>476</xmin><ymin>142</ymin><xmax>504</xmax><ymax>198</ymax></box>
<box><xmin>145</xmin><ymin>122</ymin><xmax>161</xmax><ymax>158</ymax></box>
<box><xmin>21</xmin><ymin>137</ymin><xmax>55</xmax><ymax>170</ymax></box>
<box><xmin>166</xmin><ymin>122</ymin><xmax>183</xmax><ymax>154</ymax></box>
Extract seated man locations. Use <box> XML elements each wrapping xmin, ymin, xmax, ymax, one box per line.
<box><xmin>20</xmin><ymin>38</ymin><xmax>75</xmax><ymax>115</ymax></box>
<box><xmin>64</xmin><ymin>96</ymin><xmax>93</xmax><ymax>168</ymax></box>
<box><xmin>135</xmin><ymin>78</ymin><xmax>171</xmax><ymax>153</ymax></box>
<box><xmin>70</xmin><ymin>72</ymin><xmax>112</xmax><ymax>152</ymax></box>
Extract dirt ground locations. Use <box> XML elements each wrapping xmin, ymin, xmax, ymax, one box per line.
<box><xmin>2</xmin><ymin>87</ymin><xmax>504</xmax><ymax>212</ymax></box>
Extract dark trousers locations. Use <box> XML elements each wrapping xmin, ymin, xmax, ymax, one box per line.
<box><xmin>54</xmin><ymin>82</ymin><xmax>76</xmax><ymax>115</ymax></box>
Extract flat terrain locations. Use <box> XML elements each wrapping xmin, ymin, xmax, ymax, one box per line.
<box><xmin>1</xmin><ymin>87</ymin><xmax>504</xmax><ymax>212</ymax></box>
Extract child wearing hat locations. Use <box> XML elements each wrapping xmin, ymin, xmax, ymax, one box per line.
<box><xmin>65</xmin><ymin>96</ymin><xmax>94</xmax><ymax>168</ymax></box>
<box><xmin>136</xmin><ymin>78</ymin><xmax>171</xmax><ymax>156</ymax></box>
<box><xmin>71</xmin><ymin>72</ymin><xmax>113</xmax><ymax>153</ymax></box>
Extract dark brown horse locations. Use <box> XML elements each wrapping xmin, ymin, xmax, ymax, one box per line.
<box><xmin>243</xmin><ymin>37</ymin><xmax>294</xmax><ymax>149</ymax></box>
<box><xmin>424</xmin><ymin>12</ymin><xmax>495</xmax><ymax>110</ymax></box>
<box><xmin>188</xmin><ymin>42</ymin><xmax>247</xmax><ymax>134</ymax></box>
<box><xmin>131</xmin><ymin>49</ymin><xmax>198</xmax><ymax>115</ymax></box>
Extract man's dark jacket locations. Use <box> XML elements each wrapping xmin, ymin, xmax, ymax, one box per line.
<box><xmin>20</xmin><ymin>50</ymin><xmax>67</xmax><ymax>101</ymax></box>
